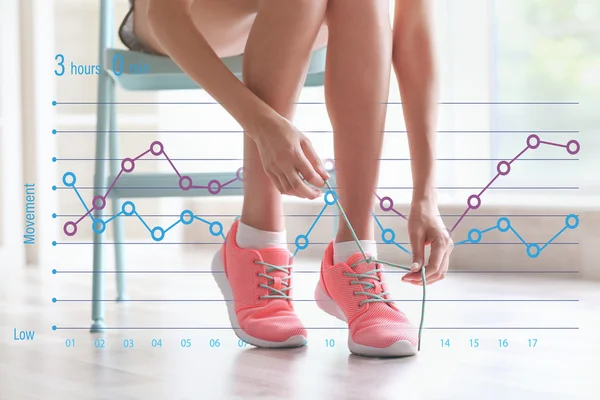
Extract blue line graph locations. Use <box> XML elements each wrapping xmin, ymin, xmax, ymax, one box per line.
<box><xmin>60</xmin><ymin>172</ymin><xmax>578</xmax><ymax>259</ymax></box>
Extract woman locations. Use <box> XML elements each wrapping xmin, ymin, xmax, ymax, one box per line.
<box><xmin>120</xmin><ymin>0</ymin><xmax>453</xmax><ymax>357</ymax></box>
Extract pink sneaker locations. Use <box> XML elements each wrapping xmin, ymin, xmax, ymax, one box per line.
<box><xmin>315</xmin><ymin>242</ymin><xmax>418</xmax><ymax>357</ymax></box>
<box><xmin>211</xmin><ymin>220</ymin><xmax>307</xmax><ymax>347</ymax></box>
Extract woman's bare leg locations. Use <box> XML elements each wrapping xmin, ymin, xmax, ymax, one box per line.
<box><xmin>317</xmin><ymin>2</ymin><xmax>419</xmax><ymax>357</ymax></box>
<box><xmin>325</xmin><ymin>0</ymin><xmax>392</xmax><ymax>243</ymax></box>
<box><xmin>135</xmin><ymin>0</ymin><xmax>327</xmax><ymax>233</ymax></box>
<box><xmin>135</xmin><ymin>0</ymin><xmax>328</xmax><ymax>233</ymax></box>
<box><xmin>240</xmin><ymin>0</ymin><xmax>328</xmax><ymax>232</ymax></box>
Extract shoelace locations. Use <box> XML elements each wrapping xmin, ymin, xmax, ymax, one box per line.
<box><xmin>325</xmin><ymin>181</ymin><xmax>427</xmax><ymax>351</ymax></box>
<box><xmin>253</xmin><ymin>260</ymin><xmax>292</xmax><ymax>300</ymax></box>
<box><xmin>344</xmin><ymin>263</ymin><xmax>392</xmax><ymax>307</ymax></box>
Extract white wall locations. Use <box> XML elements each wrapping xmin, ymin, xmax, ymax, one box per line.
<box><xmin>0</xmin><ymin>0</ymin><xmax>24</xmax><ymax>264</ymax></box>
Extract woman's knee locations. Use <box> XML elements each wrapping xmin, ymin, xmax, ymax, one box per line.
<box><xmin>259</xmin><ymin>0</ymin><xmax>328</xmax><ymax>19</ymax></box>
<box><xmin>326</xmin><ymin>0</ymin><xmax>389</xmax><ymax>20</ymax></box>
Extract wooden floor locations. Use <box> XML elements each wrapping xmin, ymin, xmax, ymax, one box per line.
<box><xmin>1</xmin><ymin>246</ymin><xmax>598</xmax><ymax>400</ymax></box>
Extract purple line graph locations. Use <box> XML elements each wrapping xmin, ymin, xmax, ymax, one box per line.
<box><xmin>62</xmin><ymin>140</ymin><xmax>244</xmax><ymax>236</ymax></box>
<box><xmin>61</xmin><ymin>134</ymin><xmax>579</xmax><ymax>248</ymax></box>
<box><xmin>374</xmin><ymin>134</ymin><xmax>580</xmax><ymax>234</ymax></box>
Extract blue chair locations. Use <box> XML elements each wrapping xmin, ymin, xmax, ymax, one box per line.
<box><xmin>91</xmin><ymin>0</ymin><xmax>331</xmax><ymax>331</ymax></box>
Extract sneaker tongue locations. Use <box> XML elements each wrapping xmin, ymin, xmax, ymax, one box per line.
<box><xmin>258</xmin><ymin>248</ymin><xmax>291</xmax><ymax>267</ymax></box>
<box><xmin>258</xmin><ymin>248</ymin><xmax>291</xmax><ymax>280</ymax></box>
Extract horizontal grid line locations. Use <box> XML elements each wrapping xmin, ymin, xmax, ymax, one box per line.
<box><xmin>52</xmin><ymin>326</ymin><xmax>580</xmax><ymax>331</ymax></box>
<box><xmin>52</xmin><ymin>270</ymin><xmax>579</xmax><ymax>274</ymax></box>
<box><xmin>53</xmin><ymin>299</ymin><xmax>579</xmax><ymax>302</ymax></box>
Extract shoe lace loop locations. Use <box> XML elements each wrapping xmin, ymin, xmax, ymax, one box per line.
<box><xmin>254</xmin><ymin>260</ymin><xmax>292</xmax><ymax>300</ymax></box>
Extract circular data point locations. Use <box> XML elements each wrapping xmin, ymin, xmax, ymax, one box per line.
<box><xmin>496</xmin><ymin>161</ymin><xmax>511</xmax><ymax>176</ymax></box>
<box><xmin>52</xmin><ymin>129</ymin><xmax>57</xmax><ymax>135</ymax></box>
<box><xmin>467</xmin><ymin>194</ymin><xmax>481</xmax><ymax>210</ymax></box>
<box><xmin>52</xmin><ymin>269</ymin><xmax>57</xmax><ymax>274</ymax></box>
<box><xmin>150</xmin><ymin>141</ymin><xmax>164</xmax><ymax>156</ymax></box>
<box><xmin>382</xmin><ymin>229</ymin><xmax>396</xmax><ymax>244</ymax></box>
<box><xmin>180</xmin><ymin>210</ymin><xmax>195</xmax><ymax>225</ymax></box>
<box><xmin>151</xmin><ymin>227</ymin><xmax>165</xmax><ymax>242</ymax></box>
<box><xmin>92</xmin><ymin>195</ymin><xmax>106</xmax><ymax>210</ymax></box>
<box><xmin>52</xmin><ymin>157</ymin><xmax>57</xmax><ymax>162</ymax></box>
<box><xmin>92</xmin><ymin>219</ymin><xmax>106</xmax><ymax>234</ymax></box>
<box><xmin>52</xmin><ymin>101</ymin><xmax>57</xmax><ymax>106</ymax></box>
<box><xmin>496</xmin><ymin>217</ymin><xmax>511</xmax><ymax>232</ymax></box>
<box><xmin>52</xmin><ymin>186</ymin><xmax>57</xmax><ymax>191</ymax></box>
<box><xmin>52</xmin><ymin>241</ymin><xmax>57</xmax><ymax>247</ymax></box>
<box><xmin>380</xmin><ymin>196</ymin><xmax>394</xmax><ymax>211</ymax></box>
<box><xmin>52</xmin><ymin>213</ymin><xmax>57</xmax><ymax>219</ymax></box>
<box><xmin>527</xmin><ymin>134</ymin><xmax>541</xmax><ymax>149</ymax></box>
<box><xmin>295</xmin><ymin>234</ymin><xmax>309</xmax><ymax>250</ymax></box>
<box><xmin>468</xmin><ymin>228</ymin><xmax>482</xmax><ymax>244</ymax></box>
<box><xmin>179</xmin><ymin>176</ymin><xmax>193</xmax><ymax>191</ymax></box>
<box><xmin>324</xmin><ymin>158</ymin><xmax>335</xmax><ymax>172</ymax></box>
<box><xmin>208</xmin><ymin>180</ymin><xmax>222</xmax><ymax>195</ymax></box>
<box><xmin>52</xmin><ymin>325</ymin><xmax>57</xmax><ymax>331</ymax></box>
<box><xmin>565</xmin><ymin>214</ymin><xmax>579</xmax><ymax>229</ymax></box>
<box><xmin>324</xmin><ymin>190</ymin><xmax>337</xmax><ymax>205</ymax></box>
<box><xmin>566</xmin><ymin>140</ymin><xmax>580</xmax><ymax>155</ymax></box>
<box><xmin>122</xmin><ymin>201</ymin><xmax>135</xmax><ymax>216</ymax></box>
<box><xmin>236</xmin><ymin>167</ymin><xmax>244</xmax><ymax>182</ymax></box>
<box><xmin>526</xmin><ymin>243</ymin><xmax>540</xmax><ymax>258</ymax></box>
<box><xmin>62</xmin><ymin>172</ymin><xmax>76</xmax><ymax>187</ymax></box>
<box><xmin>121</xmin><ymin>158</ymin><xmax>135</xmax><ymax>173</ymax></box>
<box><xmin>63</xmin><ymin>222</ymin><xmax>77</xmax><ymax>237</ymax></box>
<box><xmin>52</xmin><ymin>298</ymin><xmax>57</xmax><ymax>303</ymax></box>
<box><xmin>209</xmin><ymin>221</ymin><xmax>224</xmax><ymax>237</ymax></box>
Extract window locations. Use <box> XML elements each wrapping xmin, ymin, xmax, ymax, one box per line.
<box><xmin>491</xmin><ymin>0</ymin><xmax>600</xmax><ymax>199</ymax></box>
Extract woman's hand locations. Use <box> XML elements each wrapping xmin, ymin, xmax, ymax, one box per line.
<box><xmin>254</xmin><ymin>116</ymin><xmax>330</xmax><ymax>199</ymax></box>
<box><xmin>402</xmin><ymin>199</ymin><xmax>454</xmax><ymax>285</ymax></box>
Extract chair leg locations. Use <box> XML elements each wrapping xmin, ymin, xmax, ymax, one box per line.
<box><xmin>91</xmin><ymin>72</ymin><xmax>112</xmax><ymax>332</ymax></box>
<box><xmin>108</xmin><ymin>88</ymin><xmax>127</xmax><ymax>301</ymax></box>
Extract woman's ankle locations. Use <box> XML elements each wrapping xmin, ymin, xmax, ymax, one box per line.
<box><xmin>334</xmin><ymin>223</ymin><xmax>375</xmax><ymax>244</ymax></box>
<box><xmin>236</xmin><ymin>220</ymin><xmax>288</xmax><ymax>250</ymax></box>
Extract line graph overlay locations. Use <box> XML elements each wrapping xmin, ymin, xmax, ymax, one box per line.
<box><xmin>56</xmin><ymin>135</ymin><xmax>580</xmax><ymax>260</ymax></box>
<box><xmin>372</xmin><ymin>135</ymin><xmax>580</xmax><ymax>258</ymax></box>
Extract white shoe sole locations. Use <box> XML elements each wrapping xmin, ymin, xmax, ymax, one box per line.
<box><xmin>211</xmin><ymin>251</ymin><xmax>307</xmax><ymax>348</ymax></box>
<box><xmin>314</xmin><ymin>282</ymin><xmax>418</xmax><ymax>357</ymax></box>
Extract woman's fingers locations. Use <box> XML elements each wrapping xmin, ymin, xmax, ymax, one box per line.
<box><xmin>295</xmin><ymin>155</ymin><xmax>325</xmax><ymax>190</ymax></box>
<box><xmin>403</xmin><ymin>232</ymin><xmax>452</xmax><ymax>285</ymax></box>
<box><xmin>285</xmin><ymin>166</ymin><xmax>320</xmax><ymax>199</ymax></box>
<box><xmin>425</xmin><ymin>235</ymin><xmax>446</xmax><ymax>278</ymax></box>
<box><xmin>300</xmin><ymin>138</ymin><xmax>330</xmax><ymax>182</ymax></box>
